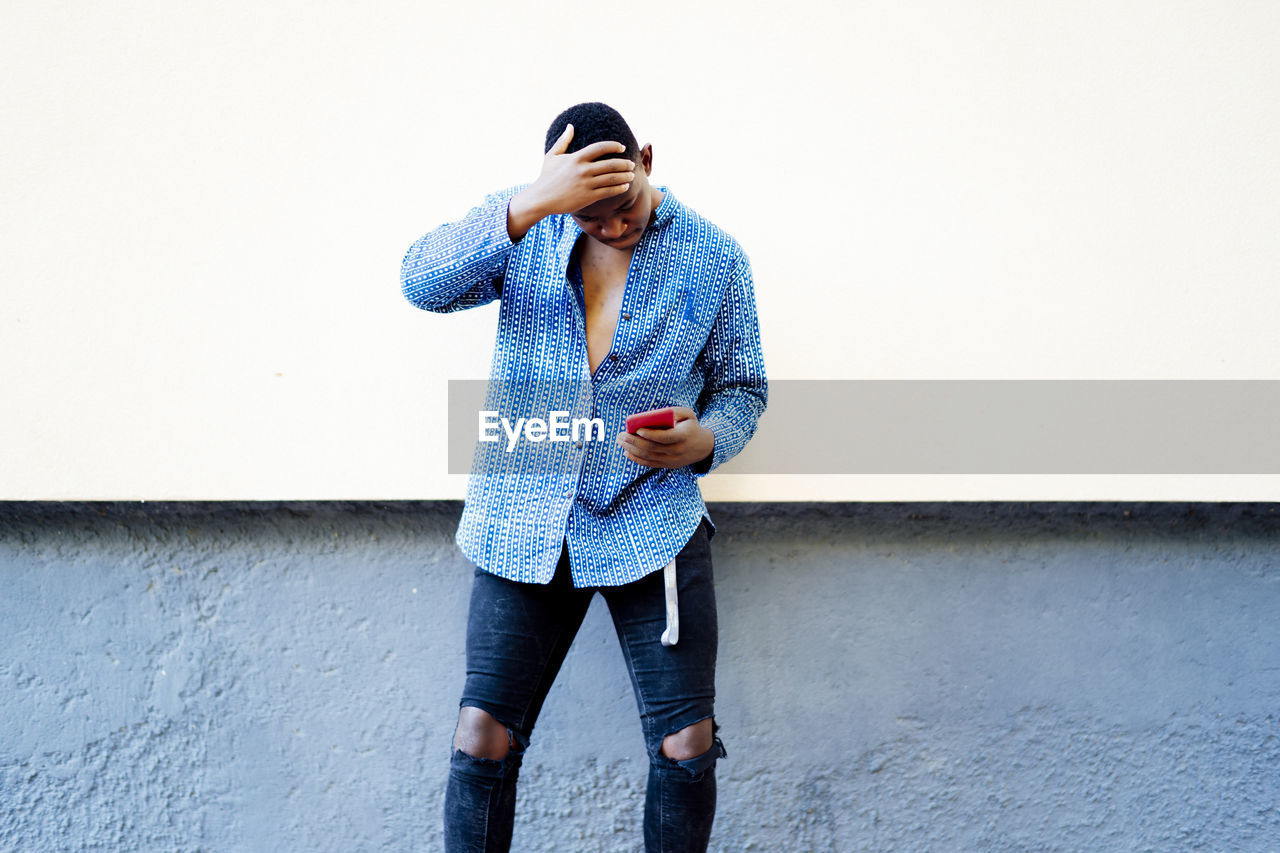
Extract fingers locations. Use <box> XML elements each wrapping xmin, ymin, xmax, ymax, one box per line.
<box><xmin>636</xmin><ymin>427</ymin><xmax>679</xmax><ymax>445</ymax></box>
<box><xmin>623</xmin><ymin>449</ymin><xmax>668</xmax><ymax>468</ymax></box>
<box><xmin>581</xmin><ymin>152</ymin><xmax>635</xmax><ymax>198</ymax></box>
<box><xmin>548</xmin><ymin>123</ymin><xmax>575</xmax><ymax>155</ymax></box>
<box><xmin>582</xmin><ymin>156</ymin><xmax>636</xmax><ymax>177</ymax></box>
<box><xmin>616</xmin><ymin>429</ymin><xmax>684</xmax><ymax>467</ymax></box>
<box><xmin>617</xmin><ymin>426</ymin><xmax>680</xmax><ymax>453</ymax></box>
<box><xmin>619</xmin><ymin>442</ymin><xmax>673</xmax><ymax>467</ymax></box>
<box><xmin>577</xmin><ymin>139</ymin><xmax>628</xmax><ymax>160</ymax></box>
<box><xmin>585</xmin><ymin>170</ymin><xmax>634</xmax><ymax>192</ymax></box>
<box><xmin>549</xmin><ymin>134</ymin><xmax>626</xmax><ymax>163</ymax></box>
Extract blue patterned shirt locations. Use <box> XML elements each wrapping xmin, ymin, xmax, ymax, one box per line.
<box><xmin>401</xmin><ymin>183</ymin><xmax>767</xmax><ymax>586</ymax></box>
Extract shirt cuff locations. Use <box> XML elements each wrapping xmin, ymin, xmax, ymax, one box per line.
<box><xmin>690</xmin><ymin>416</ymin><xmax>728</xmax><ymax>477</ymax></box>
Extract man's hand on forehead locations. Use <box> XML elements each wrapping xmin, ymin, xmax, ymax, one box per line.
<box><xmin>516</xmin><ymin>124</ymin><xmax>636</xmax><ymax>220</ymax></box>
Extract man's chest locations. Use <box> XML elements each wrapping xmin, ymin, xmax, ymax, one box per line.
<box><xmin>572</xmin><ymin>239</ymin><xmax>634</xmax><ymax>375</ymax></box>
<box><xmin>497</xmin><ymin>223</ymin><xmax>726</xmax><ymax>385</ymax></box>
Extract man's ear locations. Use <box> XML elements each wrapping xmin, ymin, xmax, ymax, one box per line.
<box><xmin>639</xmin><ymin>143</ymin><xmax>654</xmax><ymax>175</ymax></box>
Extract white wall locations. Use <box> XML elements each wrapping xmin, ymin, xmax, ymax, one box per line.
<box><xmin>4</xmin><ymin>0</ymin><xmax>1278</xmax><ymax>499</ymax></box>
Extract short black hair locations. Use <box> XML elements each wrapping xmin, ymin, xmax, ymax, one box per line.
<box><xmin>544</xmin><ymin>102</ymin><xmax>640</xmax><ymax>163</ymax></box>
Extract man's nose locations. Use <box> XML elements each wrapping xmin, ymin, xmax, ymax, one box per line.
<box><xmin>601</xmin><ymin>219</ymin><xmax>626</xmax><ymax>238</ymax></box>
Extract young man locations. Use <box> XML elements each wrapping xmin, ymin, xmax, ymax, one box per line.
<box><xmin>400</xmin><ymin>102</ymin><xmax>767</xmax><ymax>852</ymax></box>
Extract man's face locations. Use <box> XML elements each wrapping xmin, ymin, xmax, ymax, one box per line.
<box><xmin>571</xmin><ymin>143</ymin><xmax>657</xmax><ymax>251</ymax></box>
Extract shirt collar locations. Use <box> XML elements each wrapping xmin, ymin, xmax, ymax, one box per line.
<box><xmin>649</xmin><ymin>184</ymin><xmax>677</xmax><ymax>229</ymax></box>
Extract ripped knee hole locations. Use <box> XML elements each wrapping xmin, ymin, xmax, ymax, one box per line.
<box><xmin>660</xmin><ymin>718</ymin><xmax>716</xmax><ymax>761</ymax></box>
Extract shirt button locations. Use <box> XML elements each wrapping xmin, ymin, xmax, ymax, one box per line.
<box><xmin>609</xmin><ymin>354</ymin><xmax>618</xmax><ymax>361</ymax></box>
<box><xmin>575</xmin><ymin>441</ymin><xmax>583</xmax><ymax>448</ymax></box>
<box><xmin>622</xmin><ymin>312</ymin><xmax>631</xmax><ymax>321</ymax></box>
<box><xmin>563</xmin><ymin>489</ymin><xmax>572</xmax><ymax>498</ymax></box>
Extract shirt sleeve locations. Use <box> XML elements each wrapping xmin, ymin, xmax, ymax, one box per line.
<box><xmin>400</xmin><ymin>184</ymin><xmax>529</xmax><ymax>313</ymax></box>
<box><xmin>691</xmin><ymin>248</ymin><xmax>768</xmax><ymax>476</ymax></box>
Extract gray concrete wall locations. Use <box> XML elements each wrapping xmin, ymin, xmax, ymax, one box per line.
<box><xmin>2</xmin><ymin>501</ymin><xmax>1278</xmax><ymax>852</ymax></box>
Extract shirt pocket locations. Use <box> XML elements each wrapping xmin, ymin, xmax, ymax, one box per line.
<box><xmin>676</xmin><ymin>286</ymin><xmax>715</xmax><ymax>350</ymax></box>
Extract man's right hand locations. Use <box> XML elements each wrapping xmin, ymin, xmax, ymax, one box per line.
<box><xmin>506</xmin><ymin>124</ymin><xmax>635</xmax><ymax>242</ymax></box>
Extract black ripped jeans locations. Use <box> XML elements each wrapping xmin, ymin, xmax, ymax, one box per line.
<box><xmin>444</xmin><ymin>518</ymin><xmax>725</xmax><ymax>853</ymax></box>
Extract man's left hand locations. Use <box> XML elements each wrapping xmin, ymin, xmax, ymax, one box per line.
<box><xmin>616</xmin><ymin>406</ymin><xmax>714</xmax><ymax>469</ymax></box>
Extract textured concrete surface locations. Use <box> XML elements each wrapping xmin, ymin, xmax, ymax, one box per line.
<box><xmin>2</xmin><ymin>501</ymin><xmax>1278</xmax><ymax>851</ymax></box>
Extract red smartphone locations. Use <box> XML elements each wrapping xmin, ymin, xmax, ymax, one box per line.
<box><xmin>626</xmin><ymin>407</ymin><xmax>676</xmax><ymax>434</ymax></box>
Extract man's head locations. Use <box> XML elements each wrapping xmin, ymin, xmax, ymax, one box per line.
<box><xmin>545</xmin><ymin>102</ymin><xmax>662</xmax><ymax>251</ymax></box>
<box><xmin>545</xmin><ymin>102</ymin><xmax>641</xmax><ymax>163</ymax></box>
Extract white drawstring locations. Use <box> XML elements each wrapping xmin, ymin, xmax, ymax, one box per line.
<box><xmin>660</xmin><ymin>557</ymin><xmax>679</xmax><ymax>647</ymax></box>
